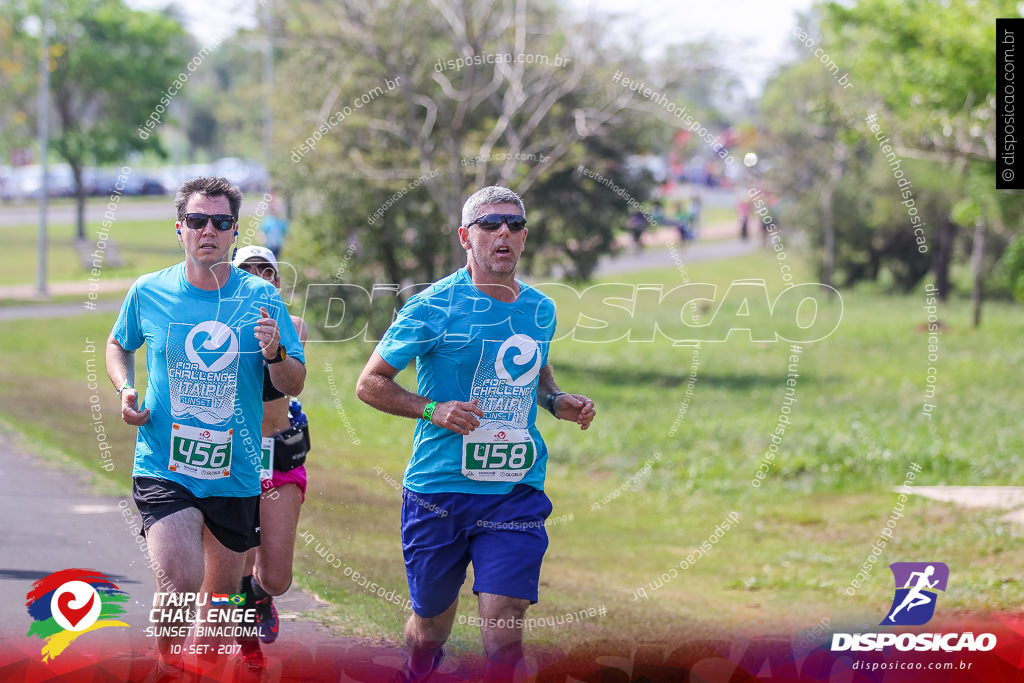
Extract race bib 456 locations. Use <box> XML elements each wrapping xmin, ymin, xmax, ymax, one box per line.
<box><xmin>168</xmin><ymin>423</ymin><xmax>232</xmax><ymax>479</ymax></box>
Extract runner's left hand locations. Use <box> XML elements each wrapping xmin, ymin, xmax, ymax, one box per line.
<box><xmin>553</xmin><ymin>394</ymin><xmax>596</xmax><ymax>430</ymax></box>
<box><xmin>256</xmin><ymin>306</ymin><xmax>281</xmax><ymax>359</ymax></box>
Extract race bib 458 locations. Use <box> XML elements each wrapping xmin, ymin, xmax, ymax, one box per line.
<box><xmin>462</xmin><ymin>428</ymin><xmax>536</xmax><ymax>482</ymax></box>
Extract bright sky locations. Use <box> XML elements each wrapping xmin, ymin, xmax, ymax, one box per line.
<box><xmin>129</xmin><ymin>0</ymin><xmax>814</xmax><ymax>95</ymax></box>
<box><xmin>570</xmin><ymin>0</ymin><xmax>816</xmax><ymax>93</ymax></box>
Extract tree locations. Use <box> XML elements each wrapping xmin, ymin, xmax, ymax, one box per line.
<box><xmin>272</xmin><ymin>0</ymin><xmax>733</xmax><ymax>309</ymax></box>
<box><xmin>0</xmin><ymin>0</ymin><xmax>189</xmax><ymax>239</ymax></box>
<box><xmin>825</xmin><ymin>0</ymin><xmax>1022</xmax><ymax>324</ymax></box>
<box><xmin>760</xmin><ymin>51</ymin><xmax>866</xmax><ymax>290</ymax></box>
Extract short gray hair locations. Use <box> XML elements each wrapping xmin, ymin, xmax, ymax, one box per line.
<box><xmin>461</xmin><ymin>186</ymin><xmax>525</xmax><ymax>226</ymax></box>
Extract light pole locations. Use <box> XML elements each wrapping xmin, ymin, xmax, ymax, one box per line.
<box><xmin>36</xmin><ymin>0</ymin><xmax>50</xmax><ymax>298</ymax></box>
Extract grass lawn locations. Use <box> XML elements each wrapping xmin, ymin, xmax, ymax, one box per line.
<box><xmin>1</xmin><ymin>247</ymin><xmax>1021</xmax><ymax>655</ymax></box>
<box><xmin>0</xmin><ymin>197</ymin><xmax>271</xmax><ymax>287</ymax></box>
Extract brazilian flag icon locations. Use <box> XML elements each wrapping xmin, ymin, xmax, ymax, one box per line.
<box><xmin>229</xmin><ymin>594</ymin><xmax>246</xmax><ymax>606</ymax></box>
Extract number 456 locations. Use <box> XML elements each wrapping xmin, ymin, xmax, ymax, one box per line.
<box><xmin>177</xmin><ymin>439</ymin><xmax>229</xmax><ymax>467</ymax></box>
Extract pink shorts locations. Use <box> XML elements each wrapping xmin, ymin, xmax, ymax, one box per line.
<box><xmin>262</xmin><ymin>465</ymin><xmax>307</xmax><ymax>503</ymax></box>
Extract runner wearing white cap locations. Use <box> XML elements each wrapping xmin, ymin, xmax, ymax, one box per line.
<box><xmin>231</xmin><ymin>245</ymin><xmax>310</xmax><ymax>669</ymax></box>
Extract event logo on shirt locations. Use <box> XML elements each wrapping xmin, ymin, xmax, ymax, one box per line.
<box><xmin>184</xmin><ymin>320</ymin><xmax>238</xmax><ymax>373</ymax></box>
<box><xmin>494</xmin><ymin>334</ymin><xmax>541</xmax><ymax>386</ymax></box>
<box><xmin>167</xmin><ymin>320</ymin><xmax>239</xmax><ymax>424</ymax></box>
<box><xmin>470</xmin><ymin>334</ymin><xmax>542</xmax><ymax>428</ymax></box>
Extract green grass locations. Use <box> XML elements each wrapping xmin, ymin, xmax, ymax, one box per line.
<box><xmin>0</xmin><ymin>216</ymin><xmax>173</xmax><ymax>286</ymax></box>
<box><xmin>0</xmin><ymin>197</ymin><xmax>271</xmax><ymax>287</ymax></box>
<box><xmin>1</xmin><ymin>248</ymin><xmax>1021</xmax><ymax>652</ymax></box>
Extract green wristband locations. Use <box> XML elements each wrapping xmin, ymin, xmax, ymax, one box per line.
<box><xmin>422</xmin><ymin>400</ymin><xmax>438</xmax><ymax>422</ymax></box>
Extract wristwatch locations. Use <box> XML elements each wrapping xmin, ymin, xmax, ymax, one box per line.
<box><xmin>266</xmin><ymin>345</ymin><xmax>287</xmax><ymax>364</ymax></box>
<box><xmin>544</xmin><ymin>391</ymin><xmax>566</xmax><ymax>416</ymax></box>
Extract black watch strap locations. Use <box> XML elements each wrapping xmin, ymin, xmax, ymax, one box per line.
<box><xmin>545</xmin><ymin>391</ymin><xmax>566</xmax><ymax>416</ymax></box>
<box><xmin>266</xmin><ymin>345</ymin><xmax>287</xmax><ymax>364</ymax></box>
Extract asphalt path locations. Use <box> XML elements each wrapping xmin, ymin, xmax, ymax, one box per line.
<box><xmin>0</xmin><ymin>424</ymin><xmax>408</xmax><ymax>682</ymax></box>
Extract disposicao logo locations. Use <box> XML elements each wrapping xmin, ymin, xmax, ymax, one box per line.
<box><xmin>831</xmin><ymin>562</ymin><xmax>996</xmax><ymax>653</ymax></box>
<box><xmin>883</xmin><ymin>562</ymin><xmax>948</xmax><ymax>626</ymax></box>
<box><xmin>25</xmin><ymin>569</ymin><xmax>130</xmax><ymax>661</ymax></box>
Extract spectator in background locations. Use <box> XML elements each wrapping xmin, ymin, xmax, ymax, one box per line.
<box><xmin>261</xmin><ymin>194</ymin><xmax>289</xmax><ymax>259</ymax></box>
<box><xmin>738</xmin><ymin>197</ymin><xmax>750</xmax><ymax>241</ymax></box>
<box><xmin>672</xmin><ymin>202</ymin><xmax>693</xmax><ymax>243</ymax></box>
<box><xmin>627</xmin><ymin>210</ymin><xmax>647</xmax><ymax>251</ymax></box>
<box><xmin>651</xmin><ymin>201</ymin><xmax>665</xmax><ymax>228</ymax></box>
<box><xmin>689</xmin><ymin>193</ymin><xmax>702</xmax><ymax>238</ymax></box>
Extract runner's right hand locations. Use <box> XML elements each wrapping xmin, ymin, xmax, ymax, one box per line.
<box><xmin>430</xmin><ymin>399</ymin><xmax>484</xmax><ymax>435</ymax></box>
<box><xmin>121</xmin><ymin>389</ymin><xmax>151</xmax><ymax>426</ymax></box>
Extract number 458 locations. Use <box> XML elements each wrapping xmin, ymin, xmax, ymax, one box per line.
<box><xmin>471</xmin><ymin>443</ymin><xmax>529</xmax><ymax>469</ymax></box>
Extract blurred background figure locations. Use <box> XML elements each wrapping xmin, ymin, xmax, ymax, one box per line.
<box><xmin>671</xmin><ymin>201</ymin><xmax>694</xmax><ymax>243</ymax></box>
<box><xmin>261</xmin><ymin>194</ymin><xmax>289</xmax><ymax>258</ymax></box>
<box><xmin>689</xmin><ymin>192</ymin><xmax>702</xmax><ymax>238</ymax></box>
<box><xmin>737</xmin><ymin>195</ymin><xmax>750</xmax><ymax>241</ymax></box>
<box><xmin>627</xmin><ymin>210</ymin><xmax>647</xmax><ymax>250</ymax></box>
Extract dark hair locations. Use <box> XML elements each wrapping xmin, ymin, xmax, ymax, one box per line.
<box><xmin>174</xmin><ymin>177</ymin><xmax>243</xmax><ymax>221</ymax></box>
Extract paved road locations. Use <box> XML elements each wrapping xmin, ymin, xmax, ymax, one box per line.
<box><xmin>591</xmin><ymin>236</ymin><xmax>758</xmax><ymax>277</ymax></box>
<box><xmin>0</xmin><ymin>424</ymin><xmax>407</xmax><ymax>681</ymax></box>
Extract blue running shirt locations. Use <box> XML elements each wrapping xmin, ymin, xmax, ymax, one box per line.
<box><xmin>112</xmin><ymin>263</ymin><xmax>305</xmax><ymax>497</ymax></box>
<box><xmin>376</xmin><ymin>268</ymin><xmax>557</xmax><ymax>494</ymax></box>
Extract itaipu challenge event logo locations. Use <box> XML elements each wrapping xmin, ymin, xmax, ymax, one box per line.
<box><xmin>25</xmin><ymin>569</ymin><xmax>130</xmax><ymax>661</ymax></box>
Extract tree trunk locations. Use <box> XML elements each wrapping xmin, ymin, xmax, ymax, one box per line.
<box><xmin>932</xmin><ymin>215</ymin><xmax>955</xmax><ymax>301</ymax></box>
<box><xmin>821</xmin><ymin>186</ymin><xmax>835</xmax><ymax>290</ymax></box>
<box><xmin>70</xmin><ymin>160</ymin><xmax>87</xmax><ymax>241</ymax></box>
<box><xmin>970</xmin><ymin>217</ymin><xmax>986</xmax><ymax>328</ymax></box>
<box><xmin>820</xmin><ymin>144</ymin><xmax>846</xmax><ymax>293</ymax></box>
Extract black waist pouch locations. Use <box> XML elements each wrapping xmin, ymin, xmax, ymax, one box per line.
<box><xmin>272</xmin><ymin>424</ymin><xmax>310</xmax><ymax>472</ymax></box>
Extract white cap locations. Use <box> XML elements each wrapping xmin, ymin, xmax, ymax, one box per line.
<box><xmin>232</xmin><ymin>245</ymin><xmax>278</xmax><ymax>272</ymax></box>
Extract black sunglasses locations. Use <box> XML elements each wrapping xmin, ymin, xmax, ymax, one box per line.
<box><xmin>183</xmin><ymin>213</ymin><xmax>236</xmax><ymax>231</ymax></box>
<box><xmin>467</xmin><ymin>214</ymin><xmax>527</xmax><ymax>231</ymax></box>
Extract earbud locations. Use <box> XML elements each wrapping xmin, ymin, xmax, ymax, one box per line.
<box><xmin>234</xmin><ymin>230</ymin><xmax>238</xmax><ymax>237</ymax></box>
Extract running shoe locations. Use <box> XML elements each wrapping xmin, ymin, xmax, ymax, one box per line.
<box><xmin>254</xmin><ymin>595</ymin><xmax>280</xmax><ymax>644</ymax></box>
<box><xmin>399</xmin><ymin>646</ymin><xmax>445</xmax><ymax>683</ymax></box>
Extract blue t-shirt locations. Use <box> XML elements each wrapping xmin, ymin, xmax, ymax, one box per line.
<box><xmin>111</xmin><ymin>262</ymin><xmax>305</xmax><ymax>497</ymax></box>
<box><xmin>376</xmin><ymin>268</ymin><xmax>557</xmax><ymax>495</ymax></box>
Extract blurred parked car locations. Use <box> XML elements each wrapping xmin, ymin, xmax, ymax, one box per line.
<box><xmin>212</xmin><ymin>157</ymin><xmax>268</xmax><ymax>192</ymax></box>
<box><xmin>10</xmin><ymin>164</ymin><xmax>77</xmax><ymax>199</ymax></box>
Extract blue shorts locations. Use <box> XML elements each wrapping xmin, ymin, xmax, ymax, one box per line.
<box><xmin>401</xmin><ymin>484</ymin><xmax>553</xmax><ymax>618</ymax></box>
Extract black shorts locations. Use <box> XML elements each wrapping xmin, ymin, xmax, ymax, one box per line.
<box><xmin>132</xmin><ymin>477</ymin><xmax>261</xmax><ymax>553</ymax></box>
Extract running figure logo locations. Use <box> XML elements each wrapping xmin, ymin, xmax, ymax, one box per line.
<box><xmin>882</xmin><ymin>562</ymin><xmax>949</xmax><ymax>626</ymax></box>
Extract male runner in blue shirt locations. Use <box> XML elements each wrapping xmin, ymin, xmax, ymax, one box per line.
<box><xmin>357</xmin><ymin>185</ymin><xmax>596</xmax><ymax>682</ymax></box>
<box><xmin>106</xmin><ymin>177</ymin><xmax>305</xmax><ymax>673</ymax></box>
